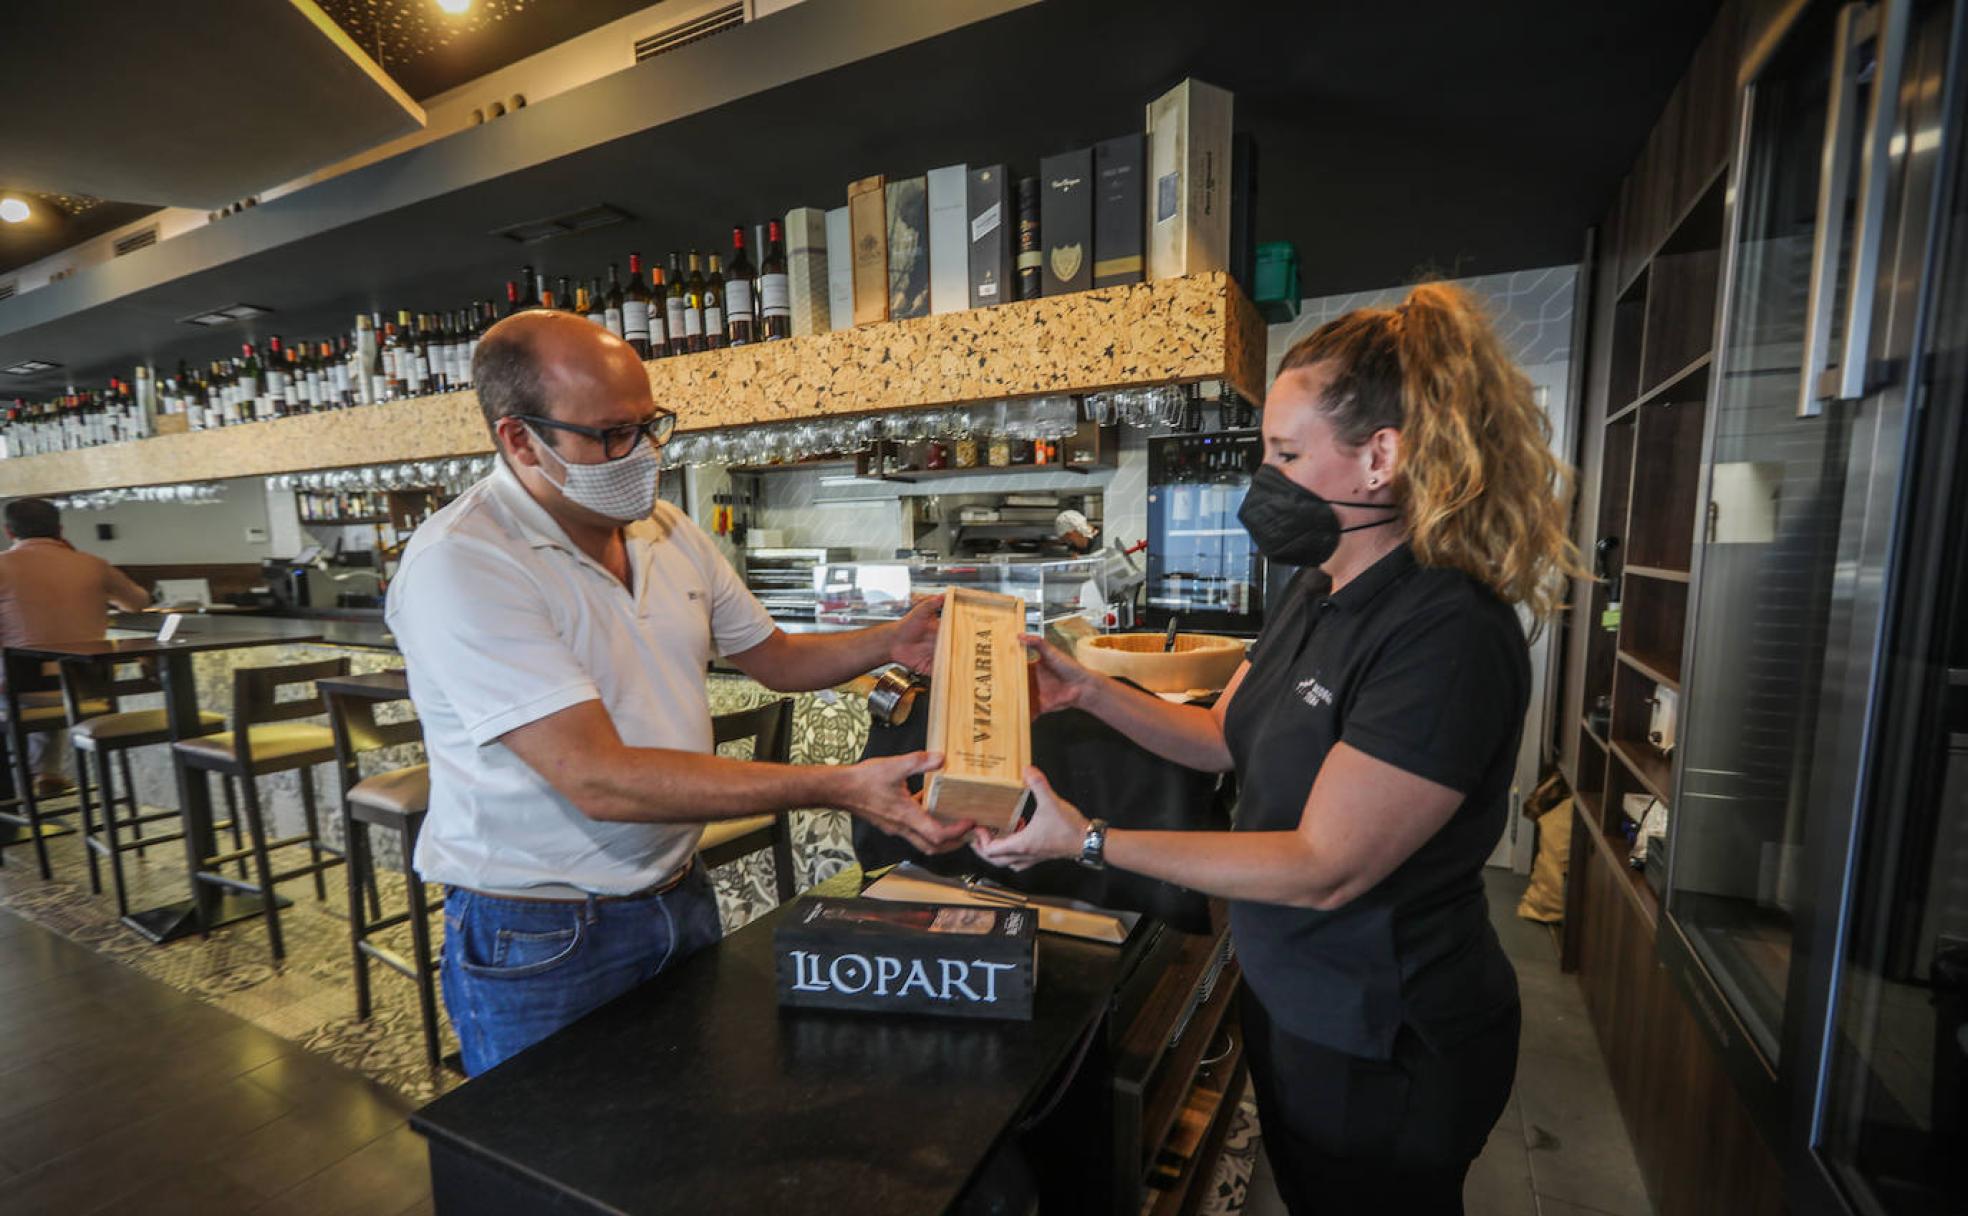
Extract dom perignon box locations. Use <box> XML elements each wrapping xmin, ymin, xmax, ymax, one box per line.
<box><xmin>1039</xmin><ymin>147</ymin><xmax>1092</xmax><ymax>296</ymax></box>
<box><xmin>774</xmin><ymin>897</ymin><xmax>1037</xmax><ymax>1021</ymax></box>
<box><xmin>966</xmin><ymin>165</ymin><xmax>1014</xmax><ymax>308</ymax></box>
<box><xmin>1146</xmin><ymin>77</ymin><xmax>1233</xmax><ymax>280</ymax></box>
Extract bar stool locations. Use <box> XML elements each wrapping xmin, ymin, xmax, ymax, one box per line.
<box><xmin>172</xmin><ymin>657</ymin><xmax>349</xmax><ymax>962</ymax></box>
<box><xmin>699</xmin><ymin>699</ymin><xmax>798</xmax><ymax>904</ymax></box>
<box><xmin>324</xmin><ymin>677</ymin><xmax>445</xmax><ymax>1071</ymax></box>
<box><xmin>0</xmin><ymin>654</ymin><xmax>109</xmax><ymax>879</ymax></box>
<box><xmin>59</xmin><ymin>657</ymin><xmax>229</xmax><ymax>918</ymax></box>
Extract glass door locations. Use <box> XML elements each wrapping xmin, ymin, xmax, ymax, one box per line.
<box><xmin>1666</xmin><ymin>0</ymin><xmax>1933</xmax><ymax>1093</ymax></box>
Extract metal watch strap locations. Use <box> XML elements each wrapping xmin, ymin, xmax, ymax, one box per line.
<box><xmin>1079</xmin><ymin>818</ymin><xmax>1110</xmax><ymax>870</ymax></box>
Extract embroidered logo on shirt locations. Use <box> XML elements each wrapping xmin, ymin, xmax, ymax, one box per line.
<box><xmin>686</xmin><ymin>590</ymin><xmax>704</xmax><ymax>601</ymax></box>
<box><xmin>1295</xmin><ymin>676</ymin><xmax>1335</xmax><ymax>709</ymax></box>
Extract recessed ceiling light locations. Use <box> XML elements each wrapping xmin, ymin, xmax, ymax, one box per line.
<box><xmin>0</xmin><ymin>198</ymin><xmax>29</xmax><ymax>224</ymax></box>
<box><xmin>178</xmin><ymin>304</ymin><xmax>274</xmax><ymax>326</ymax></box>
<box><xmin>3</xmin><ymin>360</ymin><xmax>60</xmax><ymax>375</ymax></box>
<box><xmin>435</xmin><ymin>0</ymin><xmax>473</xmax><ymax>13</ymax></box>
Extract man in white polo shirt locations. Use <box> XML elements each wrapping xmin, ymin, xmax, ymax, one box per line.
<box><xmin>387</xmin><ymin>311</ymin><xmax>967</xmax><ymax>1075</ymax></box>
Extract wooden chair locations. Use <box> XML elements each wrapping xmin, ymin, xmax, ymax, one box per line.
<box><xmin>699</xmin><ymin>699</ymin><xmax>798</xmax><ymax>904</ymax></box>
<box><xmin>325</xmin><ymin>677</ymin><xmax>445</xmax><ymax>1072</ymax></box>
<box><xmin>60</xmin><ymin>656</ymin><xmax>227</xmax><ymax>918</ymax></box>
<box><xmin>172</xmin><ymin>657</ymin><xmax>349</xmax><ymax>961</ymax></box>
<box><xmin>0</xmin><ymin>651</ymin><xmax>108</xmax><ymax>879</ymax></box>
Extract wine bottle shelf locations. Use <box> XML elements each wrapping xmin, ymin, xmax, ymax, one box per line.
<box><xmin>0</xmin><ymin>273</ymin><xmax>1260</xmax><ymax>497</ymax></box>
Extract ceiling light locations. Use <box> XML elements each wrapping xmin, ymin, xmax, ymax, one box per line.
<box><xmin>0</xmin><ymin>198</ymin><xmax>29</xmax><ymax>224</ymax></box>
<box><xmin>179</xmin><ymin>304</ymin><xmax>274</xmax><ymax>326</ymax></box>
<box><xmin>434</xmin><ymin>0</ymin><xmax>473</xmax><ymax>13</ymax></box>
<box><xmin>3</xmin><ymin>360</ymin><xmax>60</xmax><ymax>375</ymax></box>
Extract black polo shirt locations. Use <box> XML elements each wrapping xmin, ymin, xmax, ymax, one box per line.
<box><xmin>1223</xmin><ymin>544</ymin><xmax>1526</xmax><ymax>1060</ymax></box>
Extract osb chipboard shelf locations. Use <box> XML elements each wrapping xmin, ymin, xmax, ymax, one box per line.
<box><xmin>0</xmin><ymin>272</ymin><xmax>1263</xmax><ymax>496</ymax></box>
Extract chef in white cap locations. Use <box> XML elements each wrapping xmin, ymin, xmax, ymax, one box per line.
<box><xmin>1054</xmin><ymin>509</ymin><xmax>1098</xmax><ymax>555</ymax></box>
<box><xmin>1054</xmin><ymin>509</ymin><xmax>1141</xmax><ymax>624</ymax></box>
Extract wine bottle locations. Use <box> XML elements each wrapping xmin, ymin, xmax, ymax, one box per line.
<box><xmin>665</xmin><ymin>253</ymin><xmax>689</xmax><ymax>357</ymax></box>
<box><xmin>623</xmin><ymin>252</ymin><xmax>652</xmax><ymax>357</ymax></box>
<box><xmin>556</xmin><ymin>275</ymin><xmax>574</xmax><ymax>314</ymax></box>
<box><xmin>725</xmin><ymin>226</ymin><xmax>756</xmax><ymax>345</ymax></box>
<box><xmin>604</xmin><ymin>264</ymin><xmax>625</xmax><ymax>338</ymax></box>
<box><xmin>647</xmin><ymin>263</ymin><xmax>669</xmax><ymax>357</ymax></box>
<box><xmin>504</xmin><ymin>279</ymin><xmax>521</xmax><ymax>317</ymax></box>
<box><xmin>517</xmin><ymin>266</ymin><xmax>538</xmax><ymax>313</ymax></box>
<box><xmin>760</xmin><ymin>219</ymin><xmax>792</xmax><ymax>340</ymax></box>
<box><xmin>705</xmin><ymin>254</ymin><xmax>728</xmax><ymax>351</ymax></box>
<box><xmin>683</xmin><ymin>252</ymin><xmax>707</xmax><ymax>353</ymax></box>
<box><xmin>266</xmin><ymin>336</ymin><xmax>290</xmax><ymax>417</ymax></box>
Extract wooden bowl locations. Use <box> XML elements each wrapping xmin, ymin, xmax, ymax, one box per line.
<box><xmin>1076</xmin><ymin>632</ymin><xmax>1247</xmax><ymax>693</ymax></box>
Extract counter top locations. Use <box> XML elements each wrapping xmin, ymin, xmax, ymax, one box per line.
<box><xmin>110</xmin><ymin>610</ymin><xmax>398</xmax><ymax>652</ymax></box>
<box><xmin>412</xmin><ymin>886</ymin><xmax>1148</xmax><ymax>1215</ymax></box>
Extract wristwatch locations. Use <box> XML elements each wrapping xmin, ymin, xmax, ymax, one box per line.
<box><xmin>1079</xmin><ymin>818</ymin><xmax>1111</xmax><ymax>870</ymax></box>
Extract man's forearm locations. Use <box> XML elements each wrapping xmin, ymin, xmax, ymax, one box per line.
<box><xmin>561</xmin><ymin>744</ymin><xmax>844</xmax><ymax>823</ymax></box>
<box><xmin>743</xmin><ymin>622</ymin><xmax>899</xmax><ymax>692</ymax></box>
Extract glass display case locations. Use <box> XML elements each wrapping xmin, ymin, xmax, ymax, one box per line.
<box><xmin>812</xmin><ymin>556</ymin><xmax>1106</xmax><ymax>634</ymax></box>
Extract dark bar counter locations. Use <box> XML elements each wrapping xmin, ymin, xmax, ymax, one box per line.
<box><xmin>411</xmin><ymin>877</ymin><xmax>1166</xmax><ymax>1216</ymax></box>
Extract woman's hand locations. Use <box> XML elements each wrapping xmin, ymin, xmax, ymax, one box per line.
<box><xmin>1022</xmin><ymin>635</ymin><xmax>1096</xmax><ymax>715</ymax></box>
<box><xmin>972</xmin><ymin>766</ymin><xmax>1089</xmax><ymax>871</ymax></box>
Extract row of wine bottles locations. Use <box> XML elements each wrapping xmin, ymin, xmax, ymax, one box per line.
<box><xmin>0</xmin><ymin>220</ymin><xmax>796</xmax><ymax>458</ymax></box>
<box><xmin>516</xmin><ymin>221</ymin><xmax>791</xmax><ymax>356</ymax></box>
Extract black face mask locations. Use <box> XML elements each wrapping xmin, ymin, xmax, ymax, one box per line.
<box><xmin>1237</xmin><ymin>464</ymin><xmax>1399</xmax><ymax>567</ymax></box>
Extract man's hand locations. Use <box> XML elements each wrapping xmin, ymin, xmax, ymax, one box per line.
<box><xmin>1021</xmin><ymin>635</ymin><xmax>1095</xmax><ymax>715</ymax></box>
<box><xmin>889</xmin><ymin>595</ymin><xmax>944</xmax><ymax>674</ymax></box>
<box><xmin>828</xmin><ymin>750</ymin><xmax>973</xmax><ymax>854</ymax></box>
<box><xmin>972</xmin><ymin>766</ymin><xmax>1089</xmax><ymax>871</ymax></box>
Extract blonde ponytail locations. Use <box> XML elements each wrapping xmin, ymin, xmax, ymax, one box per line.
<box><xmin>1277</xmin><ymin>282</ymin><xmax>1584</xmax><ymax>617</ymax></box>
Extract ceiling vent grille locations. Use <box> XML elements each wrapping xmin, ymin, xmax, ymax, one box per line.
<box><xmin>0</xmin><ymin>281</ymin><xmax>15</xmax><ymax>302</ymax></box>
<box><xmin>113</xmin><ymin>226</ymin><xmax>160</xmax><ymax>257</ymax></box>
<box><xmin>490</xmin><ymin>203</ymin><xmax>634</xmax><ymax>245</ymax></box>
<box><xmin>634</xmin><ymin>4</ymin><xmax>745</xmax><ymax>62</ymax></box>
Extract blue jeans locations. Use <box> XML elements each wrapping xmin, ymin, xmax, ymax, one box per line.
<box><xmin>440</xmin><ymin>864</ymin><xmax>722</xmax><ymax>1076</ymax></box>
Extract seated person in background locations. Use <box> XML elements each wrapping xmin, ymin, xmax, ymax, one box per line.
<box><xmin>0</xmin><ymin>496</ymin><xmax>153</xmax><ymax>796</ymax></box>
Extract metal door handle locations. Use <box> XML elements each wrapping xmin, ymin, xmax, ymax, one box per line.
<box><xmin>1798</xmin><ymin>3</ymin><xmax>1866</xmax><ymax>418</ymax></box>
<box><xmin>1839</xmin><ymin>0</ymin><xmax>1914</xmax><ymax>399</ymax></box>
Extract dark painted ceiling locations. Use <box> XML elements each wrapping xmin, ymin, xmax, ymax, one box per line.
<box><xmin>0</xmin><ymin>193</ymin><xmax>162</xmax><ymax>282</ymax></box>
<box><xmin>315</xmin><ymin>0</ymin><xmax>660</xmax><ymax>101</ymax></box>
<box><xmin>0</xmin><ymin>0</ymin><xmax>1721</xmax><ymax>398</ymax></box>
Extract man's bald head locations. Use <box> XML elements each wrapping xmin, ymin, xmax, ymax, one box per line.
<box><xmin>472</xmin><ymin>310</ymin><xmax>653</xmax><ymax>447</ymax></box>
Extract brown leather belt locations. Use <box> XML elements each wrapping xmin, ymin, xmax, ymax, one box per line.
<box><xmin>458</xmin><ymin>858</ymin><xmax>694</xmax><ymax>905</ymax></box>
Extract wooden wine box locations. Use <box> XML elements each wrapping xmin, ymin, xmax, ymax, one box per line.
<box><xmin>774</xmin><ymin>896</ymin><xmax>1037</xmax><ymax>1021</ymax></box>
<box><xmin>924</xmin><ymin>587</ymin><xmax>1033</xmax><ymax>831</ymax></box>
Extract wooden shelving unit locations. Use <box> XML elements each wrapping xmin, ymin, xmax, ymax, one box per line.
<box><xmin>0</xmin><ymin>273</ymin><xmax>1262</xmax><ymax>498</ymax></box>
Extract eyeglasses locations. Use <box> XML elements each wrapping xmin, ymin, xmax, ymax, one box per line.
<box><xmin>514</xmin><ymin>410</ymin><xmax>677</xmax><ymax>461</ymax></box>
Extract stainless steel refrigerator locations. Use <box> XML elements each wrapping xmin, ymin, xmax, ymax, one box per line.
<box><xmin>1661</xmin><ymin>0</ymin><xmax>1968</xmax><ymax>1210</ymax></box>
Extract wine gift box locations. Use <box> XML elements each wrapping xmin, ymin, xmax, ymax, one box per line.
<box><xmin>785</xmin><ymin>207</ymin><xmax>831</xmax><ymax>338</ymax></box>
<box><xmin>927</xmin><ymin>163</ymin><xmax>970</xmax><ymax>316</ymax></box>
<box><xmin>1040</xmin><ymin>147</ymin><xmax>1093</xmax><ymax>296</ymax></box>
<box><xmin>924</xmin><ymin>587</ymin><xmax>1033</xmax><ymax>831</ymax></box>
<box><xmin>966</xmin><ymin>165</ymin><xmax>1014</xmax><ymax>308</ymax></box>
<box><xmin>1093</xmin><ymin>133</ymin><xmax>1146</xmax><ymax>288</ymax></box>
<box><xmin>848</xmin><ymin>175</ymin><xmax>889</xmax><ymax>326</ymax></box>
<box><xmin>774</xmin><ymin>897</ymin><xmax>1037</xmax><ymax>1021</ymax></box>
<box><xmin>885</xmin><ymin>175</ymin><xmax>930</xmax><ymax>320</ymax></box>
<box><xmin>825</xmin><ymin>206</ymin><xmax>853</xmax><ymax>331</ymax></box>
<box><xmin>1146</xmin><ymin>77</ymin><xmax>1234</xmax><ymax>280</ymax></box>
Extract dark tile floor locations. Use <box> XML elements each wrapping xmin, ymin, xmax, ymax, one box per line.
<box><xmin>0</xmin><ymin>908</ymin><xmax>431</xmax><ymax>1216</ymax></box>
<box><xmin>1243</xmin><ymin>869</ymin><xmax>1652</xmax><ymax>1216</ymax></box>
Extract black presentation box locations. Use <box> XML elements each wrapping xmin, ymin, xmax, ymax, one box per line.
<box><xmin>967</xmin><ymin>165</ymin><xmax>1014</xmax><ymax>308</ymax></box>
<box><xmin>1040</xmin><ymin>147</ymin><xmax>1093</xmax><ymax>296</ymax></box>
<box><xmin>774</xmin><ymin>897</ymin><xmax>1037</xmax><ymax>1021</ymax></box>
<box><xmin>1093</xmin><ymin>133</ymin><xmax>1145</xmax><ymax>288</ymax></box>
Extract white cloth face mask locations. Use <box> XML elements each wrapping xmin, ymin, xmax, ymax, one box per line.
<box><xmin>528</xmin><ymin>424</ymin><xmax>660</xmax><ymax>522</ymax></box>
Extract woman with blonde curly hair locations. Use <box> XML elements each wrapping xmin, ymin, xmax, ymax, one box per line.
<box><xmin>976</xmin><ymin>281</ymin><xmax>1582</xmax><ymax>1213</ymax></box>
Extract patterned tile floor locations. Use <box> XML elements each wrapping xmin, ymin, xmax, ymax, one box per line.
<box><xmin>0</xmin><ymin>797</ymin><xmax>1260</xmax><ymax>1211</ymax></box>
